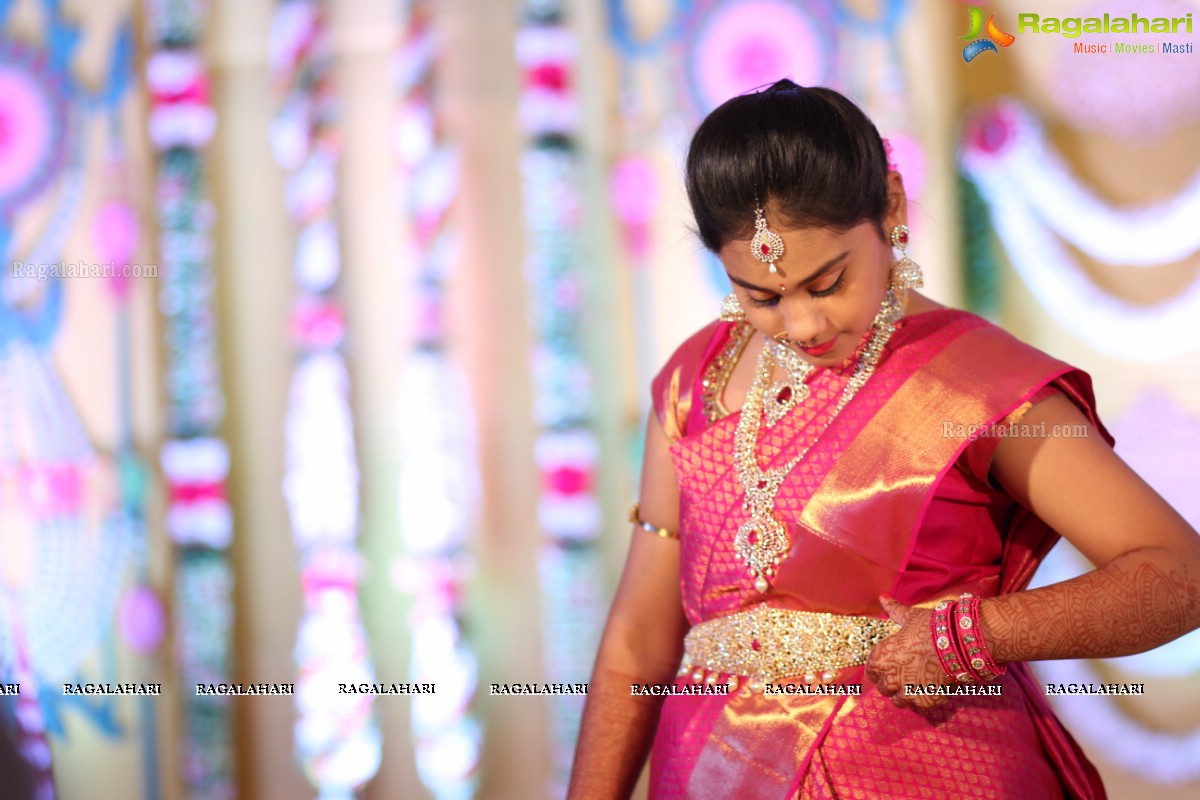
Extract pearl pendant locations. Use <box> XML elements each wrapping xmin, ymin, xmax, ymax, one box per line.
<box><xmin>754</xmin><ymin>574</ymin><xmax>770</xmax><ymax>593</ymax></box>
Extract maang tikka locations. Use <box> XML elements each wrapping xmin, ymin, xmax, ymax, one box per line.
<box><xmin>751</xmin><ymin>207</ymin><xmax>785</xmax><ymax>274</ymax></box>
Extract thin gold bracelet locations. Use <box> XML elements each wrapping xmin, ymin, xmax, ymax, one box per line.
<box><xmin>628</xmin><ymin>503</ymin><xmax>678</xmax><ymax>540</ymax></box>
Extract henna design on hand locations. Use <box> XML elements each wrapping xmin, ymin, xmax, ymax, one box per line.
<box><xmin>865</xmin><ymin>597</ymin><xmax>961</xmax><ymax>711</ymax></box>
<box><xmin>981</xmin><ymin>552</ymin><xmax>1200</xmax><ymax>664</ymax></box>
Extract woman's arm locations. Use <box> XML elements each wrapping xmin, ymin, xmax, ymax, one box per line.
<box><xmin>867</xmin><ymin>391</ymin><xmax>1200</xmax><ymax>709</ymax></box>
<box><xmin>567</xmin><ymin>415</ymin><xmax>690</xmax><ymax>800</ymax></box>
<box><xmin>980</xmin><ymin>392</ymin><xmax>1200</xmax><ymax>661</ymax></box>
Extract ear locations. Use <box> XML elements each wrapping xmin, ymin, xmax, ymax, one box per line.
<box><xmin>884</xmin><ymin>171</ymin><xmax>909</xmax><ymax>233</ymax></box>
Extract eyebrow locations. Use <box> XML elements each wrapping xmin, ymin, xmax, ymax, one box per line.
<box><xmin>727</xmin><ymin>251</ymin><xmax>850</xmax><ymax>293</ymax></box>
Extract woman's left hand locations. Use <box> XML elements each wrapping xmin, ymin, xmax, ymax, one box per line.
<box><xmin>863</xmin><ymin>595</ymin><xmax>957</xmax><ymax>711</ymax></box>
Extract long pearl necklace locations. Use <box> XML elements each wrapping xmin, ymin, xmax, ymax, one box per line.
<box><xmin>733</xmin><ymin>289</ymin><xmax>903</xmax><ymax>593</ymax></box>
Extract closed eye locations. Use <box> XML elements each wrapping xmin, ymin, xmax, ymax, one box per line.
<box><xmin>809</xmin><ymin>271</ymin><xmax>846</xmax><ymax>298</ymax></box>
<box><xmin>743</xmin><ymin>294</ymin><xmax>781</xmax><ymax>309</ymax></box>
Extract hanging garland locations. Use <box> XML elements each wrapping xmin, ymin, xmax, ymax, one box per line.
<box><xmin>391</xmin><ymin>4</ymin><xmax>482</xmax><ymax>797</ymax></box>
<box><xmin>960</xmin><ymin>99</ymin><xmax>1200</xmax><ymax>363</ymax></box>
<box><xmin>269</xmin><ymin>2</ymin><xmax>382</xmax><ymax>795</ymax></box>
<box><xmin>963</xmin><ymin>99</ymin><xmax>1200</xmax><ymax>267</ymax></box>
<box><xmin>144</xmin><ymin>1</ymin><xmax>236</xmax><ymax>796</ymax></box>
<box><xmin>957</xmin><ymin>171</ymin><xmax>1002</xmax><ymax>319</ymax></box>
<box><xmin>517</xmin><ymin>4</ymin><xmax>607</xmax><ymax>795</ymax></box>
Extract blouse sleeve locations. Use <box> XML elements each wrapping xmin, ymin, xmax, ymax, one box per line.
<box><xmin>649</xmin><ymin>321</ymin><xmax>725</xmax><ymax>444</ymax></box>
<box><xmin>650</xmin><ymin>360</ymin><xmax>689</xmax><ymax>444</ymax></box>
<box><xmin>957</xmin><ymin>384</ymin><xmax>1063</xmax><ymax>486</ymax></box>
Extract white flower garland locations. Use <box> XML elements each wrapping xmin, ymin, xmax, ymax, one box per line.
<box><xmin>271</xmin><ymin>1</ymin><xmax>381</xmax><ymax>793</ymax></box>
<box><xmin>392</xmin><ymin>6</ymin><xmax>482</xmax><ymax>797</ymax></box>
<box><xmin>961</xmin><ymin>101</ymin><xmax>1200</xmax><ymax>363</ymax></box>
<box><xmin>518</xmin><ymin>5</ymin><xmax>608</xmax><ymax>794</ymax></box>
<box><xmin>964</xmin><ymin>99</ymin><xmax>1200</xmax><ymax>267</ymax></box>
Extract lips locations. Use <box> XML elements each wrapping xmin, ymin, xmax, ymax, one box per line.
<box><xmin>800</xmin><ymin>337</ymin><xmax>838</xmax><ymax>357</ymax></box>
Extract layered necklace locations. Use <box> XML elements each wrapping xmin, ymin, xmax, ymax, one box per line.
<box><xmin>733</xmin><ymin>288</ymin><xmax>903</xmax><ymax>592</ymax></box>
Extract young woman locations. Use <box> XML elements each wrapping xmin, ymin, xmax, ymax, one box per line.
<box><xmin>568</xmin><ymin>81</ymin><xmax>1200</xmax><ymax>799</ymax></box>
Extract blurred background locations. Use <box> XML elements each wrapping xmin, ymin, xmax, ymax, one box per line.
<box><xmin>1</xmin><ymin>0</ymin><xmax>1198</xmax><ymax>798</ymax></box>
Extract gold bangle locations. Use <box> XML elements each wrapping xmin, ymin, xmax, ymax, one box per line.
<box><xmin>628</xmin><ymin>503</ymin><xmax>678</xmax><ymax>540</ymax></box>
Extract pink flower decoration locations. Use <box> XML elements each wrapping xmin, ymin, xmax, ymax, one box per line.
<box><xmin>119</xmin><ymin>587</ymin><xmax>167</xmax><ymax>653</ymax></box>
<box><xmin>20</xmin><ymin>462</ymin><xmax>84</xmax><ymax>518</ymax></box>
<box><xmin>690</xmin><ymin>0</ymin><xmax>829</xmax><ymax>111</ymax></box>
<box><xmin>883</xmin><ymin>133</ymin><xmax>927</xmax><ymax>199</ymax></box>
<box><xmin>292</xmin><ymin>297</ymin><xmax>345</xmax><ymax>349</ymax></box>
<box><xmin>965</xmin><ymin>103</ymin><xmax>1018</xmax><ymax>157</ymax></box>
<box><xmin>149</xmin><ymin>74</ymin><xmax>210</xmax><ymax>107</ymax></box>
<box><xmin>301</xmin><ymin>549</ymin><xmax>363</xmax><ymax>596</ymax></box>
<box><xmin>146</xmin><ymin>50</ymin><xmax>210</xmax><ymax>106</ymax></box>
<box><xmin>882</xmin><ymin>138</ymin><xmax>897</xmax><ymax>171</ymax></box>
<box><xmin>526</xmin><ymin>63</ymin><xmax>569</xmax><ymax>92</ymax></box>
<box><xmin>167</xmin><ymin>479</ymin><xmax>227</xmax><ymax>505</ymax></box>
<box><xmin>543</xmin><ymin>464</ymin><xmax>592</xmax><ymax>496</ymax></box>
<box><xmin>0</xmin><ymin>44</ymin><xmax>69</xmax><ymax>211</ymax></box>
<box><xmin>414</xmin><ymin>293</ymin><xmax>444</xmax><ymax>342</ymax></box>
<box><xmin>610</xmin><ymin>157</ymin><xmax>657</xmax><ymax>226</ymax></box>
<box><xmin>554</xmin><ymin>276</ymin><xmax>581</xmax><ymax>309</ymax></box>
<box><xmin>94</xmin><ymin>201</ymin><xmax>140</xmax><ymax>301</ymax></box>
<box><xmin>146</xmin><ymin>50</ymin><xmax>216</xmax><ymax>149</ymax></box>
<box><xmin>94</xmin><ymin>201</ymin><xmax>138</xmax><ymax>265</ymax></box>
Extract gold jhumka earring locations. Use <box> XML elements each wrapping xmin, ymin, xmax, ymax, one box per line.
<box><xmin>890</xmin><ymin>224</ymin><xmax>924</xmax><ymax>289</ymax></box>
<box><xmin>719</xmin><ymin>293</ymin><xmax>746</xmax><ymax>322</ymax></box>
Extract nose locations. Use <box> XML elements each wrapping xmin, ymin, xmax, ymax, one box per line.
<box><xmin>779</xmin><ymin>297</ymin><xmax>826</xmax><ymax>346</ymax></box>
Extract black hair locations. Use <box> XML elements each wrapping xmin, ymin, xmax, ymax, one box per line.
<box><xmin>685</xmin><ymin>80</ymin><xmax>891</xmax><ymax>252</ymax></box>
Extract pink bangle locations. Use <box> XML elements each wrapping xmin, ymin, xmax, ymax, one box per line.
<box><xmin>931</xmin><ymin>599</ymin><xmax>970</xmax><ymax>683</ymax></box>
<box><xmin>959</xmin><ymin>596</ymin><xmax>1006</xmax><ymax>681</ymax></box>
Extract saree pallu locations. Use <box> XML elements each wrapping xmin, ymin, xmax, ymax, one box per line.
<box><xmin>647</xmin><ymin>309</ymin><xmax>1109</xmax><ymax>800</ymax></box>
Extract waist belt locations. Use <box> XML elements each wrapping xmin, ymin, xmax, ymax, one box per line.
<box><xmin>680</xmin><ymin>604</ymin><xmax>899</xmax><ymax>693</ymax></box>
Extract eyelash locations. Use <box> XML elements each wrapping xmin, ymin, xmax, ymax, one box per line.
<box><xmin>810</xmin><ymin>271</ymin><xmax>846</xmax><ymax>298</ymax></box>
<box><xmin>743</xmin><ymin>271</ymin><xmax>846</xmax><ymax>307</ymax></box>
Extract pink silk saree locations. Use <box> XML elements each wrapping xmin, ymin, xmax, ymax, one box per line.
<box><xmin>647</xmin><ymin>309</ymin><xmax>1109</xmax><ymax>800</ymax></box>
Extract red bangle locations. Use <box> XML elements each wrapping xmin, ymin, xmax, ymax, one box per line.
<box><xmin>946</xmin><ymin>594</ymin><xmax>977</xmax><ymax>683</ymax></box>
<box><xmin>931</xmin><ymin>599</ymin><xmax>970</xmax><ymax>683</ymax></box>
<box><xmin>959</xmin><ymin>596</ymin><xmax>1006</xmax><ymax>681</ymax></box>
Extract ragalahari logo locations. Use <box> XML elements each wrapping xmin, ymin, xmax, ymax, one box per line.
<box><xmin>961</xmin><ymin>6</ymin><xmax>1016</xmax><ymax>62</ymax></box>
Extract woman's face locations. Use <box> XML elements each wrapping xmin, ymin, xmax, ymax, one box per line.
<box><xmin>717</xmin><ymin>173</ymin><xmax>908</xmax><ymax>365</ymax></box>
